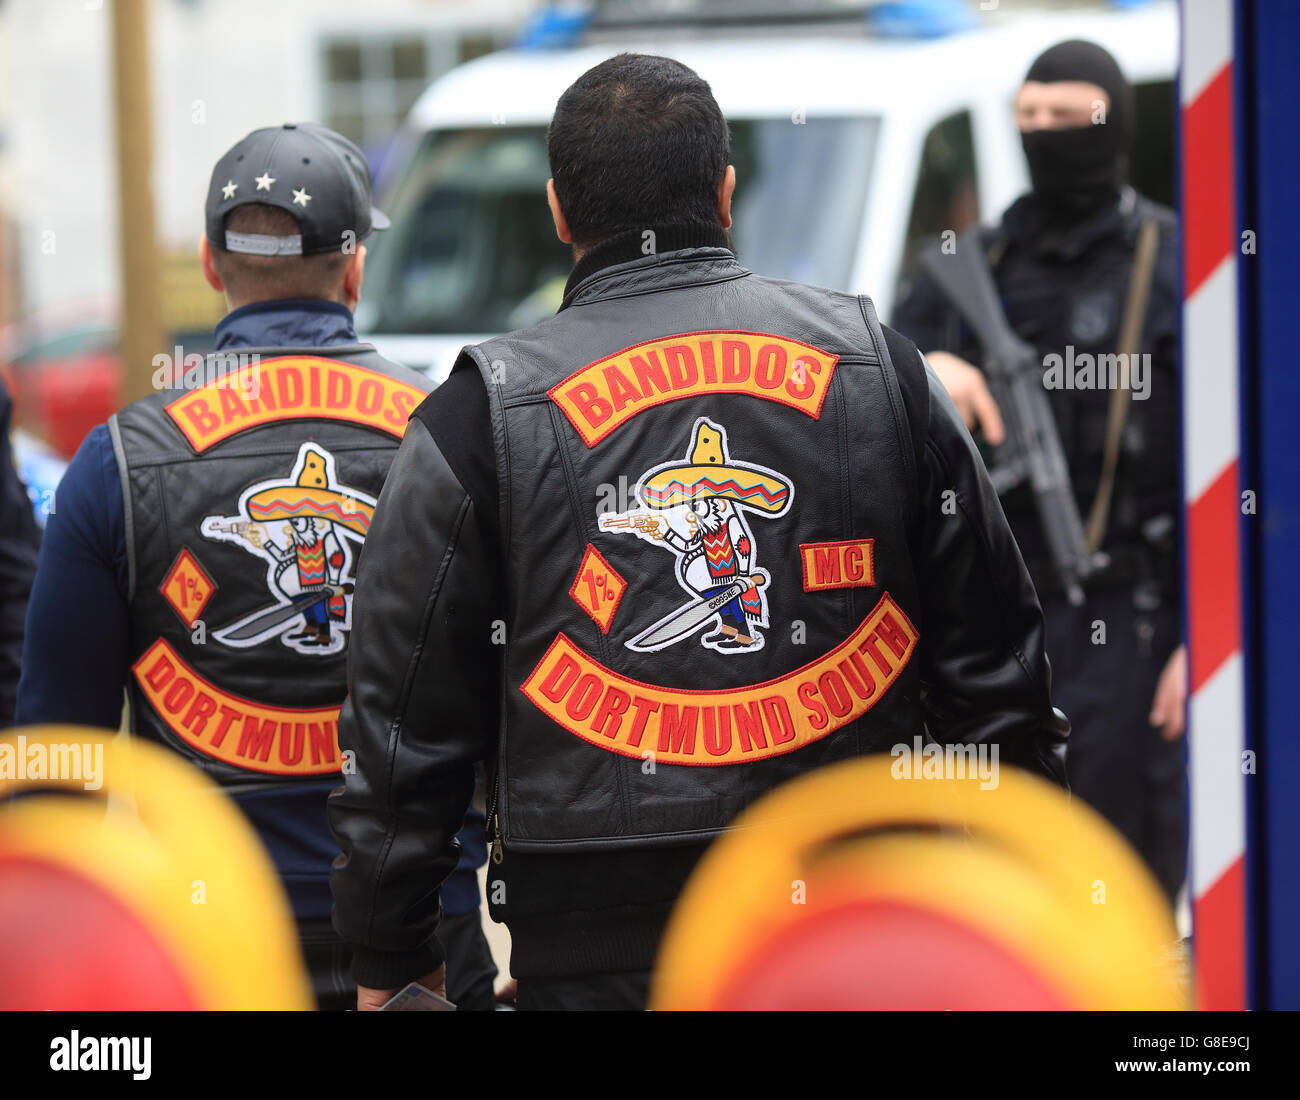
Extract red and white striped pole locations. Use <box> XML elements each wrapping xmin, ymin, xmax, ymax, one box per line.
<box><xmin>1181</xmin><ymin>0</ymin><xmax>1247</xmax><ymax>1011</ymax></box>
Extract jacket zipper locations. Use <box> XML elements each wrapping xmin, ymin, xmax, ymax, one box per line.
<box><xmin>490</xmin><ymin>813</ymin><xmax>503</xmax><ymax>865</ymax></box>
<box><xmin>486</xmin><ymin>759</ymin><xmax>503</xmax><ymax>865</ymax></box>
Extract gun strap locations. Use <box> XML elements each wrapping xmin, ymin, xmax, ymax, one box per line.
<box><xmin>1084</xmin><ymin>217</ymin><xmax>1161</xmax><ymax>553</ymax></box>
<box><xmin>984</xmin><ymin>232</ymin><xmax>1010</xmax><ymax>272</ymax></box>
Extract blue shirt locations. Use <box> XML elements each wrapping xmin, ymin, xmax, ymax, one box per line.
<box><xmin>16</xmin><ymin>299</ymin><xmax>484</xmax><ymax>920</ymax></box>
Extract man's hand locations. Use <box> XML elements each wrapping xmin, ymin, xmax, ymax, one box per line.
<box><xmin>926</xmin><ymin>351</ymin><xmax>1006</xmax><ymax>446</ymax></box>
<box><xmin>1148</xmin><ymin>644</ymin><xmax>1187</xmax><ymax>741</ymax></box>
<box><xmin>357</xmin><ymin>965</ymin><xmax>447</xmax><ymax>1011</ymax></box>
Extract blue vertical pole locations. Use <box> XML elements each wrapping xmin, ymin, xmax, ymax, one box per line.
<box><xmin>1235</xmin><ymin>0</ymin><xmax>1300</xmax><ymax>1009</ymax></box>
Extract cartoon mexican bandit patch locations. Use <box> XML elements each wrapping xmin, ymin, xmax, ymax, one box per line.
<box><xmin>200</xmin><ymin>442</ymin><xmax>375</xmax><ymax>655</ymax></box>
<box><xmin>599</xmin><ymin>417</ymin><xmax>792</xmax><ymax>654</ymax></box>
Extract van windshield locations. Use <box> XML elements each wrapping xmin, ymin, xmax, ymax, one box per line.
<box><xmin>357</xmin><ymin>116</ymin><xmax>879</xmax><ymax>336</ymax></box>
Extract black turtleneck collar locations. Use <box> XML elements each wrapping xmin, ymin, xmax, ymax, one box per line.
<box><xmin>1000</xmin><ymin>185</ymin><xmax>1138</xmax><ymax>263</ymax></box>
<box><xmin>561</xmin><ymin>221</ymin><xmax>733</xmax><ymax>306</ymax></box>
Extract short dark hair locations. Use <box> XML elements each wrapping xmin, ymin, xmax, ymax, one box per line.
<box><xmin>210</xmin><ymin>204</ymin><xmax>352</xmax><ymax>302</ymax></box>
<box><xmin>547</xmin><ymin>53</ymin><xmax>730</xmax><ymax>248</ymax></box>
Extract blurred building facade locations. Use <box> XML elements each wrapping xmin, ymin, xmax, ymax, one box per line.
<box><xmin>0</xmin><ymin>0</ymin><xmax>535</xmax><ymax>328</ymax></box>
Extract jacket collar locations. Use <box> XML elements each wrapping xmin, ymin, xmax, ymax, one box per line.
<box><xmin>999</xmin><ymin>185</ymin><xmax>1140</xmax><ymax>263</ymax></box>
<box><xmin>993</xmin><ymin>184</ymin><xmax>1138</xmax><ymax>265</ymax></box>
<box><xmin>560</xmin><ymin>221</ymin><xmax>736</xmax><ymax>310</ymax></box>
<box><xmin>214</xmin><ymin>298</ymin><xmax>359</xmax><ymax>351</ymax></box>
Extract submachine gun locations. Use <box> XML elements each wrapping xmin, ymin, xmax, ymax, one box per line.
<box><xmin>918</xmin><ymin>234</ymin><xmax>1107</xmax><ymax>605</ymax></box>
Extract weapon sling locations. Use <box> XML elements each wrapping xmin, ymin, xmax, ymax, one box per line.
<box><xmin>1083</xmin><ymin>217</ymin><xmax>1161</xmax><ymax>553</ymax></box>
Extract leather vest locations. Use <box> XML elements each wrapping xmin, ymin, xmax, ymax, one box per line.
<box><xmin>112</xmin><ymin>342</ymin><xmax>429</xmax><ymax>786</ymax></box>
<box><xmin>467</xmin><ymin>249</ymin><xmax>926</xmax><ymax>850</ymax></box>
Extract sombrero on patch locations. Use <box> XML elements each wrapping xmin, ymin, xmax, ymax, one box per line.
<box><xmin>246</xmin><ymin>448</ymin><xmax>373</xmax><ymax>536</ymax></box>
<box><xmin>640</xmin><ymin>419</ymin><xmax>791</xmax><ymax>514</ymax></box>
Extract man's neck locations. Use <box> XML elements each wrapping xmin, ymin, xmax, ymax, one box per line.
<box><xmin>213</xmin><ymin>297</ymin><xmax>358</xmax><ymax>351</ymax></box>
<box><xmin>224</xmin><ymin>292</ymin><xmax>345</xmax><ymax>314</ymax></box>
<box><xmin>563</xmin><ymin>221</ymin><xmax>733</xmax><ymax>302</ymax></box>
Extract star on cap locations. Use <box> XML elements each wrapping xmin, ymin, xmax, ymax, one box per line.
<box><xmin>221</xmin><ymin>180</ymin><xmax>238</xmax><ymax>200</ymax></box>
<box><xmin>254</xmin><ymin>171</ymin><xmax>275</xmax><ymax>192</ymax></box>
<box><xmin>292</xmin><ymin>187</ymin><xmax>311</xmax><ymax>208</ymax></box>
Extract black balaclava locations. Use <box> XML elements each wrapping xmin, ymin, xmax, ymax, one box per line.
<box><xmin>1020</xmin><ymin>39</ymin><xmax>1134</xmax><ymax>219</ymax></box>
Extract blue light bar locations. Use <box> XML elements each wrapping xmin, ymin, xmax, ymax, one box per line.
<box><xmin>516</xmin><ymin>4</ymin><xmax>595</xmax><ymax>50</ymax></box>
<box><xmin>866</xmin><ymin>0</ymin><xmax>977</xmax><ymax>38</ymax></box>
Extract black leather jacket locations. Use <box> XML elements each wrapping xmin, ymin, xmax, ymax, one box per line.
<box><xmin>328</xmin><ymin>224</ymin><xmax>1067</xmax><ymax>986</ymax></box>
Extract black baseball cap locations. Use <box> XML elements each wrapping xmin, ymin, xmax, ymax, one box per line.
<box><xmin>205</xmin><ymin>122</ymin><xmax>390</xmax><ymax>256</ymax></box>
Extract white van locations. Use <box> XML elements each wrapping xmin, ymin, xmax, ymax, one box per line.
<box><xmin>357</xmin><ymin>1</ymin><xmax>1177</xmax><ymax>378</ymax></box>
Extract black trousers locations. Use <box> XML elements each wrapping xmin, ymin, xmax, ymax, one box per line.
<box><xmin>515</xmin><ymin>970</ymin><xmax>651</xmax><ymax>1011</ymax></box>
<box><xmin>1046</xmin><ymin>587</ymin><xmax>1187</xmax><ymax>902</ymax></box>
<box><xmin>299</xmin><ymin>909</ymin><xmax>499</xmax><ymax>1011</ymax></box>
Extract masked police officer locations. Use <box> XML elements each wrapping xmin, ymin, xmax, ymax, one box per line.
<box><xmin>328</xmin><ymin>54</ymin><xmax>1069</xmax><ymax>1012</ymax></box>
<box><xmin>17</xmin><ymin>124</ymin><xmax>496</xmax><ymax>1010</ymax></box>
<box><xmin>892</xmin><ymin>41</ymin><xmax>1185</xmax><ymax>902</ymax></box>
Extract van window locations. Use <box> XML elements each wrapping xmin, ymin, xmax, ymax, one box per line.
<box><xmin>357</xmin><ymin>116</ymin><xmax>880</xmax><ymax>336</ymax></box>
<box><xmin>1131</xmin><ymin>79</ymin><xmax>1176</xmax><ymax>209</ymax></box>
<box><xmin>895</xmin><ymin>110</ymin><xmax>980</xmax><ymax>300</ymax></box>
<box><xmin>729</xmin><ymin>116</ymin><xmax>879</xmax><ymax>291</ymax></box>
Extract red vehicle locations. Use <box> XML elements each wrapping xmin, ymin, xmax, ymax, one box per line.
<box><xmin>1</xmin><ymin>302</ymin><xmax>123</xmax><ymax>459</ymax></box>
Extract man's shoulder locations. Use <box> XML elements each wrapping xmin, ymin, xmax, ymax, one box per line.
<box><xmin>116</xmin><ymin>343</ymin><xmax>432</xmax><ymax>442</ymax></box>
<box><xmin>461</xmin><ymin>270</ymin><xmax>904</xmax><ymax>397</ymax></box>
<box><xmin>70</xmin><ymin>421</ymin><xmax>118</xmax><ymax>474</ymax></box>
<box><xmin>412</xmin><ymin>361</ymin><xmax>491</xmax><ymax>458</ymax></box>
<box><xmin>47</xmin><ymin>421</ymin><xmax>124</xmax><ymax>549</ymax></box>
<box><xmin>409</xmin><ymin>360</ymin><xmax>498</xmax><ymax>526</ymax></box>
<box><xmin>355</xmin><ymin>348</ymin><xmax>431</xmax><ymax>389</ymax></box>
<box><xmin>742</xmin><ymin>275</ymin><xmax>923</xmax><ymax>367</ymax></box>
<box><xmin>736</xmin><ymin>270</ymin><xmax>882</xmax><ymax>327</ymax></box>
<box><xmin>1134</xmin><ymin>192</ymin><xmax>1178</xmax><ymax>229</ymax></box>
<box><xmin>1134</xmin><ymin>195</ymin><xmax>1180</xmax><ymax>254</ymax></box>
<box><xmin>879</xmin><ymin>325</ymin><xmax>930</xmax><ymax>459</ymax></box>
<box><xmin>259</xmin><ymin>342</ymin><xmax>433</xmax><ymax>394</ymax></box>
<box><xmin>1130</xmin><ymin>195</ymin><xmax>1180</xmax><ymax>291</ymax></box>
<box><xmin>462</xmin><ymin>307</ymin><xmax>578</xmax><ymax>366</ymax></box>
<box><xmin>880</xmin><ymin>324</ymin><xmax>924</xmax><ymax>370</ymax></box>
<box><xmin>417</xmin><ymin>358</ymin><xmax>488</xmax><ymax>417</ymax></box>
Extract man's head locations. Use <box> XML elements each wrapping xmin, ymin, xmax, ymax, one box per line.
<box><xmin>546</xmin><ymin>53</ymin><xmax>735</xmax><ymax>252</ymax></box>
<box><xmin>199</xmin><ymin>123</ymin><xmax>389</xmax><ymax>312</ymax></box>
<box><xmin>201</xmin><ymin>204</ymin><xmax>361</xmax><ymax>310</ymax></box>
<box><xmin>1016</xmin><ymin>40</ymin><xmax>1134</xmax><ymax>216</ymax></box>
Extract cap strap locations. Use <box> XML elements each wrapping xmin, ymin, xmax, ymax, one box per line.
<box><xmin>223</xmin><ymin>231</ymin><xmax>304</xmax><ymax>256</ymax></box>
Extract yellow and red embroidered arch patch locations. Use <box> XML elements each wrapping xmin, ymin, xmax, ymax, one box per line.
<box><xmin>166</xmin><ymin>357</ymin><xmax>424</xmax><ymax>452</ymax></box>
<box><xmin>132</xmin><ymin>639</ymin><xmax>343</xmax><ymax>777</ymax></box>
<box><xmin>522</xmin><ymin>592</ymin><xmax>918</xmax><ymax>766</ymax></box>
<box><xmin>549</xmin><ymin>331</ymin><xmax>839</xmax><ymax>447</ymax></box>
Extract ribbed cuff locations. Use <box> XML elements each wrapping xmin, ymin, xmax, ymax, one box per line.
<box><xmin>349</xmin><ymin>938</ymin><xmax>444</xmax><ymax>990</ymax></box>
